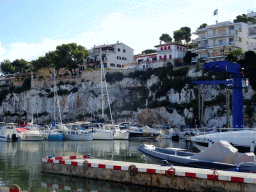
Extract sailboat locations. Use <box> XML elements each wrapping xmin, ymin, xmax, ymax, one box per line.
<box><xmin>18</xmin><ymin>68</ymin><xmax>46</xmax><ymax>141</ymax></box>
<box><xmin>44</xmin><ymin>67</ymin><xmax>64</xmax><ymax>141</ymax></box>
<box><xmin>92</xmin><ymin>48</ymin><xmax>129</xmax><ymax>140</ymax></box>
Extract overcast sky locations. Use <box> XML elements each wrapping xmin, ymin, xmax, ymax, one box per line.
<box><xmin>0</xmin><ymin>0</ymin><xmax>255</xmax><ymax>62</ymax></box>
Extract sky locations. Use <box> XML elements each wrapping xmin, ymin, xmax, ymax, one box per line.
<box><xmin>0</xmin><ymin>0</ymin><xmax>255</xmax><ymax>62</ymax></box>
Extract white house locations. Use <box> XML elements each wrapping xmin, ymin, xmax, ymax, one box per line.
<box><xmin>84</xmin><ymin>41</ymin><xmax>134</xmax><ymax>69</ymax></box>
<box><xmin>132</xmin><ymin>42</ymin><xmax>187</xmax><ymax>70</ymax></box>
<box><xmin>192</xmin><ymin>21</ymin><xmax>256</xmax><ymax>62</ymax></box>
<box><xmin>247</xmin><ymin>9</ymin><xmax>256</xmax><ymax>50</ymax></box>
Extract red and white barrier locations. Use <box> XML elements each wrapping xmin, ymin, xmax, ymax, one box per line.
<box><xmin>42</xmin><ymin>155</ymin><xmax>256</xmax><ymax>184</ymax></box>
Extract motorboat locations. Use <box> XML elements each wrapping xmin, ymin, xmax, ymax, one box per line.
<box><xmin>18</xmin><ymin>130</ymin><xmax>46</xmax><ymax>141</ymax></box>
<box><xmin>157</xmin><ymin>125</ymin><xmax>180</xmax><ymax>140</ymax></box>
<box><xmin>139</xmin><ymin>140</ymin><xmax>256</xmax><ymax>173</ymax></box>
<box><xmin>190</xmin><ymin>128</ymin><xmax>256</xmax><ymax>151</ymax></box>
<box><xmin>63</xmin><ymin>129</ymin><xmax>93</xmax><ymax>141</ymax></box>
<box><xmin>0</xmin><ymin>123</ymin><xmax>21</xmax><ymax>142</ymax></box>
<box><xmin>118</xmin><ymin>122</ymin><xmax>131</xmax><ymax>130</ymax></box>
<box><xmin>104</xmin><ymin>124</ymin><xmax>129</xmax><ymax>140</ymax></box>
<box><xmin>17</xmin><ymin>125</ymin><xmax>46</xmax><ymax>141</ymax></box>
<box><xmin>63</xmin><ymin>123</ymin><xmax>93</xmax><ymax>141</ymax></box>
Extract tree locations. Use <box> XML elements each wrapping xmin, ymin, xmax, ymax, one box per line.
<box><xmin>0</xmin><ymin>60</ymin><xmax>15</xmax><ymax>75</ymax></box>
<box><xmin>198</xmin><ymin>23</ymin><xmax>207</xmax><ymax>29</ymax></box>
<box><xmin>180</xmin><ymin>27</ymin><xmax>191</xmax><ymax>43</ymax></box>
<box><xmin>55</xmin><ymin>43</ymin><xmax>89</xmax><ymax>73</ymax></box>
<box><xmin>141</xmin><ymin>49</ymin><xmax>157</xmax><ymax>55</ymax></box>
<box><xmin>12</xmin><ymin>59</ymin><xmax>29</xmax><ymax>73</ymax></box>
<box><xmin>159</xmin><ymin>33</ymin><xmax>172</xmax><ymax>43</ymax></box>
<box><xmin>173</xmin><ymin>30</ymin><xmax>185</xmax><ymax>43</ymax></box>
<box><xmin>237</xmin><ymin>51</ymin><xmax>256</xmax><ymax>90</ymax></box>
<box><xmin>233</xmin><ymin>14</ymin><xmax>255</xmax><ymax>23</ymax></box>
<box><xmin>225</xmin><ymin>49</ymin><xmax>243</xmax><ymax>62</ymax></box>
<box><xmin>183</xmin><ymin>51</ymin><xmax>198</xmax><ymax>64</ymax></box>
<box><xmin>187</xmin><ymin>43</ymin><xmax>197</xmax><ymax>49</ymax></box>
<box><xmin>31</xmin><ymin>56</ymin><xmax>49</xmax><ymax>71</ymax></box>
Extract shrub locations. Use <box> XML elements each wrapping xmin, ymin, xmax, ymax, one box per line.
<box><xmin>39</xmin><ymin>75</ymin><xmax>47</xmax><ymax>80</ymax></box>
<box><xmin>105</xmin><ymin>72</ymin><xmax>124</xmax><ymax>83</ymax></box>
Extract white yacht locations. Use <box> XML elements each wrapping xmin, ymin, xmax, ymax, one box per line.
<box><xmin>104</xmin><ymin>124</ymin><xmax>129</xmax><ymax>140</ymax></box>
<box><xmin>191</xmin><ymin>128</ymin><xmax>256</xmax><ymax>151</ymax></box>
<box><xmin>0</xmin><ymin>123</ymin><xmax>21</xmax><ymax>142</ymax></box>
<box><xmin>18</xmin><ymin>128</ymin><xmax>46</xmax><ymax>141</ymax></box>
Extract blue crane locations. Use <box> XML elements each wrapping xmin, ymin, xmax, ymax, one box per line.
<box><xmin>194</xmin><ymin>61</ymin><xmax>244</xmax><ymax>128</ymax></box>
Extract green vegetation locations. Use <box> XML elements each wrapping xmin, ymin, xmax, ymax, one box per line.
<box><xmin>173</xmin><ymin>27</ymin><xmax>191</xmax><ymax>43</ymax></box>
<box><xmin>198</xmin><ymin>23</ymin><xmax>207</xmax><ymax>29</ymax></box>
<box><xmin>105</xmin><ymin>72</ymin><xmax>124</xmax><ymax>83</ymax></box>
<box><xmin>233</xmin><ymin>14</ymin><xmax>255</xmax><ymax>23</ymax></box>
<box><xmin>141</xmin><ymin>49</ymin><xmax>157</xmax><ymax>55</ymax></box>
<box><xmin>159</xmin><ymin>33</ymin><xmax>172</xmax><ymax>43</ymax></box>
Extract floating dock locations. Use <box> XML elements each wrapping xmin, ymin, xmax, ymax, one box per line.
<box><xmin>41</xmin><ymin>155</ymin><xmax>256</xmax><ymax>192</ymax></box>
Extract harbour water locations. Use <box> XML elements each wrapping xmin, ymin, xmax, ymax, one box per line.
<box><xmin>0</xmin><ymin>139</ymin><xmax>198</xmax><ymax>191</ymax></box>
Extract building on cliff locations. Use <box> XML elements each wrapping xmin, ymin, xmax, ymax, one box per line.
<box><xmin>84</xmin><ymin>41</ymin><xmax>134</xmax><ymax>69</ymax></box>
<box><xmin>247</xmin><ymin>9</ymin><xmax>256</xmax><ymax>50</ymax></box>
<box><xmin>192</xmin><ymin>21</ymin><xmax>256</xmax><ymax>63</ymax></box>
<box><xmin>133</xmin><ymin>42</ymin><xmax>187</xmax><ymax>70</ymax></box>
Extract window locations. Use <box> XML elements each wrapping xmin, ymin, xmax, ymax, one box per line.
<box><xmin>117</xmin><ymin>64</ymin><xmax>121</xmax><ymax>68</ymax></box>
<box><xmin>161</xmin><ymin>47</ymin><xmax>163</xmax><ymax>50</ymax></box>
<box><xmin>117</xmin><ymin>48</ymin><xmax>120</xmax><ymax>52</ymax></box>
<box><xmin>122</xmin><ymin>57</ymin><xmax>127</xmax><ymax>60</ymax></box>
<box><xmin>169</xmin><ymin>55</ymin><xmax>172</xmax><ymax>59</ymax></box>
<box><xmin>239</xmin><ymin>27</ymin><xmax>242</xmax><ymax>32</ymax></box>
<box><xmin>110</xmin><ymin>63</ymin><xmax>115</xmax><ymax>67</ymax></box>
<box><xmin>164</xmin><ymin>47</ymin><xmax>167</xmax><ymax>50</ymax></box>
<box><xmin>180</xmin><ymin>47</ymin><xmax>182</xmax><ymax>50</ymax></box>
<box><xmin>123</xmin><ymin>49</ymin><xmax>126</xmax><ymax>53</ymax></box>
<box><xmin>159</xmin><ymin>56</ymin><xmax>162</xmax><ymax>60</ymax></box>
<box><xmin>239</xmin><ymin>37</ymin><xmax>242</xmax><ymax>42</ymax></box>
<box><xmin>117</xmin><ymin>56</ymin><xmax>121</xmax><ymax>60</ymax></box>
<box><xmin>177</xmin><ymin>46</ymin><xmax>179</xmax><ymax>49</ymax></box>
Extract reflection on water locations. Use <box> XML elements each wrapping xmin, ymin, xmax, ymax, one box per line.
<box><xmin>0</xmin><ymin>139</ymin><xmax>198</xmax><ymax>191</ymax></box>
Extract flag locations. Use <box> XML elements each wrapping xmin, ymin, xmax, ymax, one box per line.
<box><xmin>213</xmin><ymin>9</ymin><xmax>218</xmax><ymax>16</ymax></box>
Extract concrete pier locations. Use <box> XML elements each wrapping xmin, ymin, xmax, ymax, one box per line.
<box><xmin>41</xmin><ymin>155</ymin><xmax>256</xmax><ymax>192</ymax></box>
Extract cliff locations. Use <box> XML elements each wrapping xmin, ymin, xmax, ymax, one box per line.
<box><xmin>1</xmin><ymin>66</ymin><xmax>255</xmax><ymax>128</ymax></box>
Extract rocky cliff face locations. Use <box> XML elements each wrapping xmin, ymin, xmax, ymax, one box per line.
<box><xmin>1</xmin><ymin>66</ymin><xmax>255</xmax><ymax>127</ymax></box>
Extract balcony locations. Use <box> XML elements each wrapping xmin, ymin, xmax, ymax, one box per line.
<box><xmin>197</xmin><ymin>46</ymin><xmax>207</xmax><ymax>50</ymax></box>
<box><xmin>158</xmin><ymin>49</ymin><xmax>172</xmax><ymax>53</ymax></box>
<box><xmin>89</xmin><ymin>50</ymin><xmax>115</xmax><ymax>56</ymax></box>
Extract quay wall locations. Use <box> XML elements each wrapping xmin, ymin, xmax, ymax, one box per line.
<box><xmin>41</xmin><ymin>155</ymin><xmax>256</xmax><ymax>192</ymax></box>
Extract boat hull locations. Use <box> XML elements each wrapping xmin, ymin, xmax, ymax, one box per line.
<box><xmin>63</xmin><ymin>132</ymin><xmax>93</xmax><ymax>141</ymax></box>
<box><xmin>114</xmin><ymin>132</ymin><xmax>129</xmax><ymax>140</ymax></box>
<box><xmin>46</xmin><ymin>133</ymin><xmax>64</xmax><ymax>141</ymax></box>
<box><xmin>93</xmin><ymin>131</ymin><xmax>114</xmax><ymax>140</ymax></box>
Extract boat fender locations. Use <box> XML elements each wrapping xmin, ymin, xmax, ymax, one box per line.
<box><xmin>128</xmin><ymin>165</ymin><xmax>137</xmax><ymax>176</ymax></box>
<box><xmin>83</xmin><ymin>160</ymin><xmax>89</xmax><ymax>172</ymax></box>
<box><xmin>166</xmin><ymin>167</ymin><xmax>175</xmax><ymax>177</ymax></box>
<box><xmin>234</xmin><ymin>167</ymin><xmax>239</xmax><ymax>172</ymax></box>
<box><xmin>212</xmin><ymin>169</ymin><xmax>218</xmax><ymax>179</ymax></box>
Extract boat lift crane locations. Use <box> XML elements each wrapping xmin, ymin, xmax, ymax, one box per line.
<box><xmin>194</xmin><ymin>61</ymin><xmax>247</xmax><ymax>128</ymax></box>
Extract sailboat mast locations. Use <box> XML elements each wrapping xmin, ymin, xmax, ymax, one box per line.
<box><xmin>54</xmin><ymin>67</ymin><xmax>56</xmax><ymax>121</ymax></box>
<box><xmin>30</xmin><ymin>65</ymin><xmax>34</xmax><ymax>126</ymax></box>
<box><xmin>100</xmin><ymin>48</ymin><xmax>104</xmax><ymax>120</ymax></box>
